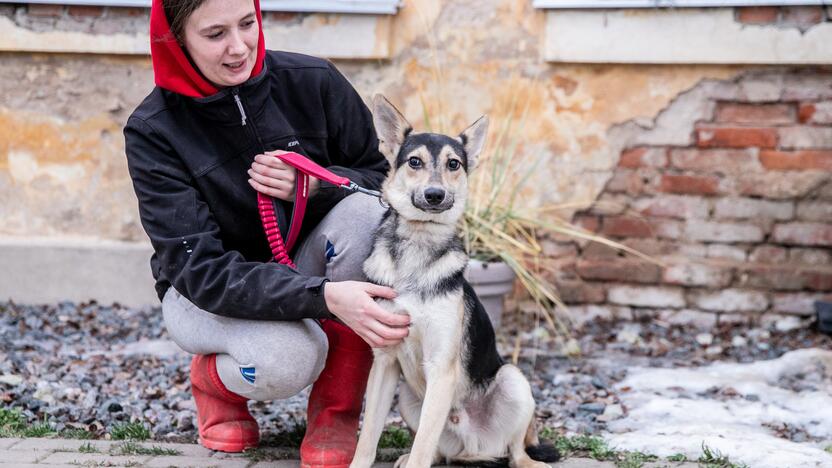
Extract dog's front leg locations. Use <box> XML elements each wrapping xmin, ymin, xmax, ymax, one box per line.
<box><xmin>405</xmin><ymin>362</ymin><xmax>458</xmax><ymax>468</ymax></box>
<box><xmin>350</xmin><ymin>352</ymin><xmax>400</xmax><ymax>468</ymax></box>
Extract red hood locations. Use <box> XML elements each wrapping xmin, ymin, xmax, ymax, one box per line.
<box><xmin>150</xmin><ymin>0</ymin><xmax>266</xmax><ymax>98</ymax></box>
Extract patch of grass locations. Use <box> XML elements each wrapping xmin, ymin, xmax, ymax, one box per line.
<box><xmin>552</xmin><ymin>434</ymin><xmax>616</xmax><ymax>460</ymax></box>
<box><xmin>378</xmin><ymin>426</ymin><xmax>413</xmax><ymax>449</ymax></box>
<box><xmin>825</xmin><ymin>445</ymin><xmax>832</xmax><ymax>454</ymax></box>
<box><xmin>244</xmin><ymin>447</ymin><xmax>277</xmax><ymax>463</ymax></box>
<box><xmin>667</xmin><ymin>453</ymin><xmax>687</xmax><ymax>462</ymax></box>
<box><xmin>614</xmin><ymin>451</ymin><xmax>658</xmax><ymax>468</ymax></box>
<box><xmin>22</xmin><ymin>421</ymin><xmax>57</xmax><ymax>438</ymax></box>
<box><xmin>60</xmin><ymin>428</ymin><xmax>94</xmax><ymax>439</ymax></box>
<box><xmin>110</xmin><ymin>440</ymin><xmax>181</xmax><ymax>456</ymax></box>
<box><xmin>267</xmin><ymin>420</ymin><xmax>307</xmax><ymax>448</ymax></box>
<box><xmin>109</xmin><ymin>421</ymin><xmax>150</xmax><ymax>441</ymax></box>
<box><xmin>0</xmin><ymin>407</ymin><xmax>27</xmax><ymax>436</ymax></box>
<box><xmin>79</xmin><ymin>442</ymin><xmax>99</xmax><ymax>454</ymax></box>
<box><xmin>699</xmin><ymin>442</ymin><xmax>748</xmax><ymax>468</ymax></box>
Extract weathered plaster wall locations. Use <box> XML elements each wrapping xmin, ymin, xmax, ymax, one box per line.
<box><xmin>0</xmin><ymin>0</ymin><xmax>739</xmax><ymax>241</ymax></box>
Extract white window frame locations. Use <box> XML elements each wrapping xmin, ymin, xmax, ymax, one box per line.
<box><xmin>0</xmin><ymin>0</ymin><xmax>402</xmax><ymax>14</ymax></box>
<box><xmin>533</xmin><ymin>0</ymin><xmax>830</xmax><ymax>8</ymax></box>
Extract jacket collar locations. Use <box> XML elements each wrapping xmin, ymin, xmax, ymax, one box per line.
<box><xmin>186</xmin><ymin>58</ymin><xmax>273</xmax><ymax>126</ymax></box>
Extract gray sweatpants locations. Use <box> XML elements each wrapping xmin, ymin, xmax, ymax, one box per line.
<box><xmin>162</xmin><ymin>193</ymin><xmax>386</xmax><ymax>401</ymax></box>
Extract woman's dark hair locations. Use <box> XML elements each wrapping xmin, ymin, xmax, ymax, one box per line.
<box><xmin>163</xmin><ymin>0</ymin><xmax>207</xmax><ymax>42</ymax></box>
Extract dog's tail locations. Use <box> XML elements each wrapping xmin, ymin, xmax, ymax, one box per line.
<box><xmin>449</xmin><ymin>442</ymin><xmax>561</xmax><ymax>467</ymax></box>
<box><xmin>526</xmin><ymin>441</ymin><xmax>561</xmax><ymax>463</ymax></box>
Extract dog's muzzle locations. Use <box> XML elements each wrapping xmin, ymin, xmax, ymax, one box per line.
<box><xmin>412</xmin><ymin>187</ymin><xmax>455</xmax><ymax>213</ymax></box>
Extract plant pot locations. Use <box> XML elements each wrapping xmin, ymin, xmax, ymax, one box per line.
<box><xmin>816</xmin><ymin>301</ymin><xmax>832</xmax><ymax>335</ymax></box>
<box><xmin>464</xmin><ymin>259</ymin><xmax>516</xmax><ymax>329</ymax></box>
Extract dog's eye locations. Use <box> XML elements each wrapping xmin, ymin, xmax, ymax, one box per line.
<box><xmin>448</xmin><ymin>159</ymin><xmax>461</xmax><ymax>171</ymax></box>
<box><xmin>408</xmin><ymin>157</ymin><xmax>422</xmax><ymax>169</ymax></box>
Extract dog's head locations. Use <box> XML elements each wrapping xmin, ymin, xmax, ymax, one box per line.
<box><xmin>372</xmin><ymin>95</ymin><xmax>489</xmax><ymax>225</ymax></box>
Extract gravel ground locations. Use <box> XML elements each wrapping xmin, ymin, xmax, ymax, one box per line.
<box><xmin>1</xmin><ymin>300</ymin><xmax>829</xmax><ymax>446</ymax></box>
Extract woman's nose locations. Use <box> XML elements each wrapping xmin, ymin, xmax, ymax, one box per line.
<box><xmin>227</xmin><ymin>30</ymin><xmax>248</xmax><ymax>56</ymax></box>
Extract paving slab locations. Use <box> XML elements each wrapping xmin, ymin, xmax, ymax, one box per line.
<box><xmin>37</xmin><ymin>451</ymin><xmax>151</xmax><ymax>466</ymax></box>
<box><xmin>8</xmin><ymin>438</ymin><xmax>112</xmax><ymax>452</ymax></box>
<box><xmin>0</xmin><ymin>464</ymin><xmax>76</xmax><ymax>468</ymax></box>
<box><xmin>0</xmin><ymin>449</ymin><xmax>44</xmax><ymax>464</ymax></box>
<box><xmin>144</xmin><ymin>441</ymin><xmax>215</xmax><ymax>458</ymax></box>
<box><xmin>145</xmin><ymin>455</ymin><xmax>247</xmax><ymax>467</ymax></box>
<box><xmin>0</xmin><ymin>439</ymin><xmax>21</xmax><ymax>450</ymax></box>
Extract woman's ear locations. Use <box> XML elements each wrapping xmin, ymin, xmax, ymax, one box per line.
<box><xmin>372</xmin><ymin>94</ymin><xmax>412</xmax><ymax>168</ymax></box>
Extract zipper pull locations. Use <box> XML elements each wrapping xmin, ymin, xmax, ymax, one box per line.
<box><xmin>232</xmin><ymin>88</ymin><xmax>247</xmax><ymax>126</ymax></box>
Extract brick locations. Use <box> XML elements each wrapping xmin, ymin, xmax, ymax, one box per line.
<box><xmin>789</xmin><ymin>248</ymin><xmax>832</xmax><ymax>265</ymax></box>
<box><xmin>694</xmin><ymin>289</ymin><xmax>769</xmax><ymax>312</ymax></box>
<box><xmin>619</xmin><ymin>147</ymin><xmax>667</xmax><ymax>168</ymax></box>
<box><xmin>576</xmin><ymin>259</ymin><xmax>662</xmax><ymax>283</ymax></box>
<box><xmin>631</xmin><ymin>195</ymin><xmax>710</xmax><ymax>219</ymax></box>
<box><xmin>805</xmin><ymin>271</ymin><xmax>832</xmax><ymax>291</ymax></box>
<box><xmin>738</xmin><ymin>265</ymin><xmax>808</xmax><ymax>291</ymax></box>
<box><xmin>759</xmin><ymin>150</ymin><xmax>832</xmax><ymax>171</ymax></box>
<box><xmin>796</xmin><ymin>201</ymin><xmax>832</xmax><ymax>222</ymax></box>
<box><xmin>624</xmin><ymin>238</ymin><xmax>681</xmax><ymax>256</ymax></box>
<box><xmin>581</xmin><ymin>242</ymin><xmax>619</xmax><ymax>258</ymax></box>
<box><xmin>737</xmin><ymin>171</ymin><xmax>829</xmax><ymax>199</ymax></box>
<box><xmin>707</xmin><ymin>244</ymin><xmax>748</xmax><ymax>261</ymax></box>
<box><xmin>714</xmin><ymin>197</ymin><xmax>794</xmax><ymax>220</ymax></box>
<box><xmin>695</xmin><ymin>126</ymin><xmax>778</xmax><ymax>148</ymax></box>
<box><xmin>608</xmin><ymin>285</ymin><xmax>686</xmax><ymax>308</ymax></box>
<box><xmin>605</xmin><ymin>168</ymin><xmax>659</xmax><ymax>196</ymax></box>
<box><xmin>685</xmin><ymin>222</ymin><xmax>764</xmax><ymax>243</ymax></box>
<box><xmin>554</xmin><ymin>280</ymin><xmax>606</xmax><ymax>304</ymax></box>
<box><xmin>67</xmin><ymin>5</ymin><xmax>104</xmax><ymax>18</ymax></box>
<box><xmin>772</xmin><ymin>222</ymin><xmax>832</xmax><ymax>246</ymax></box>
<box><xmin>778</xmin><ymin>127</ymin><xmax>832</xmax><ymax>150</ymax></box>
<box><xmin>738</xmin><ymin>77</ymin><xmax>783</xmax><ymax>103</ymax></box>
<box><xmin>718</xmin><ymin>313</ymin><xmax>752</xmax><ymax>325</ymax></box>
<box><xmin>670</xmin><ymin>148</ymin><xmax>763</xmax><ymax>174</ymax></box>
<box><xmin>28</xmin><ymin>4</ymin><xmax>63</xmax><ymax>17</ymax></box>
<box><xmin>562</xmin><ymin>305</ymin><xmax>633</xmax><ymax>329</ymax></box>
<box><xmin>715</xmin><ymin>103</ymin><xmax>795</xmax><ymax>125</ymax></box>
<box><xmin>736</xmin><ymin>6</ymin><xmax>779</xmax><ymax>24</ymax></box>
<box><xmin>749</xmin><ymin>245</ymin><xmax>788</xmax><ymax>264</ymax></box>
<box><xmin>541</xmin><ymin>240</ymin><xmax>578</xmax><ymax>258</ymax></box>
<box><xmin>782</xmin><ymin>74</ymin><xmax>832</xmax><ymax>101</ymax></box>
<box><xmin>658</xmin><ymin>309</ymin><xmax>718</xmax><ymax>329</ymax></box>
<box><xmin>601</xmin><ymin>216</ymin><xmax>654</xmax><ymax>238</ymax></box>
<box><xmin>773</xmin><ymin>292</ymin><xmax>832</xmax><ymax>315</ymax></box>
<box><xmin>799</xmin><ymin>101</ymin><xmax>832</xmax><ymax>124</ymax></box>
<box><xmin>659</xmin><ymin>174</ymin><xmax>719</xmax><ymax>195</ymax></box>
<box><xmin>652</xmin><ymin>219</ymin><xmax>684</xmax><ymax>240</ymax></box>
<box><xmin>111</xmin><ymin>7</ymin><xmax>148</xmax><ymax>17</ymax></box>
<box><xmin>780</xmin><ymin>6</ymin><xmax>824</xmax><ymax>32</ymax></box>
<box><xmin>574</xmin><ymin>214</ymin><xmax>600</xmax><ymax>232</ymax></box>
<box><xmin>587</xmin><ymin>193</ymin><xmax>629</xmax><ymax>216</ymax></box>
<box><xmin>662</xmin><ymin>263</ymin><xmax>733</xmax><ymax>287</ymax></box>
<box><xmin>679</xmin><ymin>243</ymin><xmax>708</xmax><ymax>258</ymax></box>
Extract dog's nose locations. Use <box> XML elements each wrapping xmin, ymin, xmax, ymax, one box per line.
<box><xmin>424</xmin><ymin>188</ymin><xmax>446</xmax><ymax>206</ymax></box>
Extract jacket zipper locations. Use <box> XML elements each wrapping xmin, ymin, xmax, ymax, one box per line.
<box><xmin>232</xmin><ymin>88</ymin><xmax>247</xmax><ymax>127</ymax></box>
<box><xmin>232</xmin><ymin>87</ymin><xmax>265</xmax><ymax>153</ymax></box>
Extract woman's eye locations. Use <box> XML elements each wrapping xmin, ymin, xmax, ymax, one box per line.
<box><xmin>448</xmin><ymin>160</ymin><xmax>461</xmax><ymax>171</ymax></box>
<box><xmin>241</xmin><ymin>20</ymin><xmax>255</xmax><ymax>28</ymax></box>
<box><xmin>408</xmin><ymin>157</ymin><xmax>422</xmax><ymax>169</ymax></box>
<box><xmin>206</xmin><ymin>31</ymin><xmax>223</xmax><ymax>39</ymax></box>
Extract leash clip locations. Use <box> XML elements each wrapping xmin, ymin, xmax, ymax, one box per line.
<box><xmin>342</xmin><ymin>182</ymin><xmax>388</xmax><ymax>208</ymax></box>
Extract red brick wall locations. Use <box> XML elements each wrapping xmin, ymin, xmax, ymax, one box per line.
<box><xmin>557</xmin><ymin>70</ymin><xmax>832</xmax><ymax>327</ymax></box>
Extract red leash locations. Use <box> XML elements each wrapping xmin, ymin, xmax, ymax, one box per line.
<box><xmin>257</xmin><ymin>152</ymin><xmax>383</xmax><ymax>266</ymax></box>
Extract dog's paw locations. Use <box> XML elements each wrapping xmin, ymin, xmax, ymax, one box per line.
<box><xmin>393</xmin><ymin>453</ymin><xmax>410</xmax><ymax>468</ymax></box>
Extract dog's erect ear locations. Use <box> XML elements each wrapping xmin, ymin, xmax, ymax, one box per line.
<box><xmin>459</xmin><ymin>115</ymin><xmax>489</xmax><ymax>171</ymax></box>
<box><xmin>373</xmin><ymin>94</ymin><xmax>412</xmax><ymax>166</ymax></box>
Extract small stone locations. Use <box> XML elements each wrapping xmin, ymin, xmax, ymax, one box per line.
<box><xmin>731</xmin><ymin>336</ymin><xmax>748</xmax><ymax>347</ymax></box>
<box><xmin>775</xmin><ymin>316</ymin><xmax>803</xmax><ymax>332</ymax></box>
<box><xmin>596</xmin><ymin>403</ymin><xmax>624</xmax><ymax>422</ymax></box>
<box><xmin>591</xmin><ymin>377</ymin><xmax>607</xmax><ymax>389</ymax></box>
<box><xmin>107</xmin><ymin>402</ymin><xmax>123</xmax><ymax>413</ymax></box>
<box><xmin>706</xmin><ymin>345</ymin><xmax>724</xmax><ymax>356</ymax></box>
<box><xmin>696</xmin><ymin>333</ymin><xmax>714</xmax><ymax>346</ymax></box>
<box><xmin>578</xmin><ymin>402</ymin><xmax>606</xmax><ymax>414</ymax></box>
<box><xmin>745</xmin><ymin>394</ymin><xmax>760</xmax><ymax>402</ymax></box>
<box><xmin>616</xmin><ymin>324</ymin><xmax>642</xmax><ymax>345</ymax></box>
<box><xmin>0</xmin><ymin>374</ymin><xmax>23</xmax><ymax>386</ymax></box>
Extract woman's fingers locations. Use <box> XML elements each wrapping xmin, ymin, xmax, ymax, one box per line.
<box><xmin>250</xmin><ymin>161</ymin><xmax>295</xmax><ymax>182</ymax></box>
<box><xmin>247</xmin><ymin>178</ymin><xmax>293</xmax><ymax>201</ymax></box>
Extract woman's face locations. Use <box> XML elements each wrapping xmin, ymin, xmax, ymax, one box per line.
<box><xmin>182</xmin><ymin>0</ymin><xmax>259</xmax><ymax>88</ymax></box>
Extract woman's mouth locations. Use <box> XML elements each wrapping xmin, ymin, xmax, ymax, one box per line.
<box><xmin>224</xmin><ymin>59</ymin><xmax>246</xmax><ymax>72</ymax></box>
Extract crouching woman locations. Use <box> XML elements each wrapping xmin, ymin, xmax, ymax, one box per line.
<box><xmin>123</xmin><ymin>1</ymin><xmax>409</xmax><ymax>466</ymax></box>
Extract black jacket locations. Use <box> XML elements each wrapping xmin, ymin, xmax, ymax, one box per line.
<box><xmin>124</xmin><ymin>51</ymin><xmax>388</xmax><ymax>320</ymax></box>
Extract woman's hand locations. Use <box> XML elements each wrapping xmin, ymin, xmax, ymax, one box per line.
<box><xmin>323</xmin><ymin>281</ymin><xmax>410</xmax><ymax>348</ymax></box>
<box><xmin>248</xmin><ymin>150</ymin><xmax>320</xmax><ymax>201</ymax></box>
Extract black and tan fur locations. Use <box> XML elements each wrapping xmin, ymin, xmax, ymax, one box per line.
<box><xmin>349</xmin><ymin>96</ymin><xmax>560</xmax><ymax>468</ymax></box>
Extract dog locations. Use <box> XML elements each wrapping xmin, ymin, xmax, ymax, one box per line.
<box><xmin>349</xmin><ymin>95</ymin><xmax>560</xmax><ymax>468</ymax></box>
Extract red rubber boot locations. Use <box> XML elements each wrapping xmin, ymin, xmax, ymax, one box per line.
<box><xmin>300</xmin><ymin>319</ymin><xmax>373</xmax><ymax>468</ymax></box>
<box><xmin>190</xmin><ymin>354</ymin><xmax>260</xmax><ymax>452</ymax></box>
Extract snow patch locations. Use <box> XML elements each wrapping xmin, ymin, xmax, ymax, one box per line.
<box><xmin>605</xmin><ymin>348</ymin><xmax>832</xmax><ymax>468</ymax></box>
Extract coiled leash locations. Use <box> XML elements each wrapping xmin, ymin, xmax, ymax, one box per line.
<box><xmin>257</xmin><ymin>151</ymin><xmax>384</xmax><ymax>266</ymax></box>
